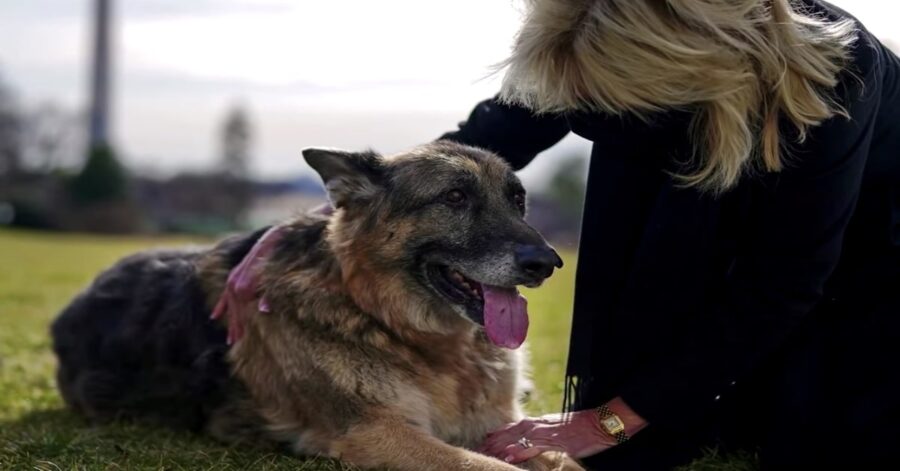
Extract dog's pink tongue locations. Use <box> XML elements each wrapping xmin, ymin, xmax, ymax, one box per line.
<box><xmin>482</xmin><ymin>285</ymin><xmax>528</xmax><ymax>349</ymax></box>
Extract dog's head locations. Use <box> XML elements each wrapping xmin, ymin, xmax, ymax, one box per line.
<box><xmin>303</xmin><ymin>141</ymin><xmax>562</xmax><ymax>349</ymax></box>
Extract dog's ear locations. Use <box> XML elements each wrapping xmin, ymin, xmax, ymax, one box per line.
<box><xmin>302</xmin><ymin>147</ymin><xmax>384</xmax><ymax>208</ymax></box>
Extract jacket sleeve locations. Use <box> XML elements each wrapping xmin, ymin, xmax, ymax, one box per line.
<box><xmin>439</xmin><ymin>96</ymin><xmax>570</xmax><ymax>170</ymax></box>
<box><xmin>618</xmin><ymin>45</ymin><xmax>884</xmax><ymax>429</ymax></box>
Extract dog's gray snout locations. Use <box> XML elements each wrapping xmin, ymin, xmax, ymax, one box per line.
<box><xmin>514</xmin><ymin>244</ymin><xmax>563</xmax><ymax>279</ymax></box>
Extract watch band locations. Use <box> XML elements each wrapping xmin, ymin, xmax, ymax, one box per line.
<box><xmin>596</xmin><ymin>404</ymin><xmax>630</xmax><ymax>444</ymax></box>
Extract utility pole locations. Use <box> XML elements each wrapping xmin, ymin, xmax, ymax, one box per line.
<box><xmin>88</xmin><ymin>0</ymin><xmax>112</xmax><ymax>151</ymax></box>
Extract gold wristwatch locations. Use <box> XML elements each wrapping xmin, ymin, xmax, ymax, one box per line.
<box><xmin>595</xmin><ymin>404</ymin><xmax>630</xmax><ymax>444</ymax></box>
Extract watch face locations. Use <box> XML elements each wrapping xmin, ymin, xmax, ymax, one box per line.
<box><xmin>601</xmin><ymin>416</ymin><xmax>625</xmax><ymax>434</ymax></box>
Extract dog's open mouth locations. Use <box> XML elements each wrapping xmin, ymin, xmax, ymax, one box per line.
<box><xmin>430</xmin><ymin>265</ymin><xmax>484</xmax><ymax>307</ymax></box>
<box><xmin>426</xmin><ymin>264</ymin><xmax>529</xmax><ymax>349</ymax></box>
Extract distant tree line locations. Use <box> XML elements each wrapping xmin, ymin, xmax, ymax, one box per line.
<box><xmin>1</xmin><ymin>67</ymin><xmax>588</xmax><ymax>240</ymax></box>
<box><xmin>0</xmin><ymin>70</ymin><xmax>254</xmax><ymax>234</ymax></box>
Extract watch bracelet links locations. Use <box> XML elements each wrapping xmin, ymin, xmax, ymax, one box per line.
<box><xmin>595</xmin><ymin>404</ymin><xmax>630</xmax><ymax>444</ymax></box>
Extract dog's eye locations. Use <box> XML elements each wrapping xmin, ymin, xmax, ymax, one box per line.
<box><xmin>444</xmin><ymin>189</ymin><xmax>467</xmax><ymax>205</ymax></box>
<box><xmin>513</xmin><ymin>192</ymin><xmax>526</xmax><ymax>211</ymax></box>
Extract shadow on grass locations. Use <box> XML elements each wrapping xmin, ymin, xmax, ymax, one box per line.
<box><xmin>2</xmin><ymin>409</ymin><xmax>758</xmax><ymax>470</ymax></box>
<box><xmin>0</xmin><ymin>408</ymin><xmax>352</xmax><ymax>470</ymax></box>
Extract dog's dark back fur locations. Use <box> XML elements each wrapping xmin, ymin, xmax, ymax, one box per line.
<box><xmin>51</xmin><ymin>227</ymin><xmax>269</xmax><ymax>430</ymax></box>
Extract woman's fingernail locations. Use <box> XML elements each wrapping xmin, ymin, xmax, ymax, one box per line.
<box><xmin>504</xmin><ymin>456</ymin><xmax>513</xmax><ymax>463</ymax></box>
<box><xmin>259</xmin><ymin>298</ymin><xmax>270</xmax><ymax>313</ymax></box>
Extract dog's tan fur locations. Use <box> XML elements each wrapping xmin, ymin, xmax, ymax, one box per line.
<box><xmin>194</xmin><ymin>143</ymin><xmax>583</xmax><ymax>470</ymax></box>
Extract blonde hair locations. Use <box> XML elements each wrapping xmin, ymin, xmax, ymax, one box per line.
<box><xmin>498</xmin><ymin>0</ymin><xmax>858</xmax><ymax>193</ymax></box>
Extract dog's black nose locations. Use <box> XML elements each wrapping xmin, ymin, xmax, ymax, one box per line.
<box><xmin>514</xmin><ymin>244</ymin><xmax>564</xmax><ymax>279</ymax></box>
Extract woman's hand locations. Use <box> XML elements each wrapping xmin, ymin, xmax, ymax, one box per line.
<box><xmin>478</xmin><ymin>398</ymin><xmax>647</xmax><ymax>464</ymax></box>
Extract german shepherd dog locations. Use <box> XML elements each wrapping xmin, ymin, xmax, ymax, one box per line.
<box><xmin>51</xmin><ymin>141</ymin><xmax>584</xmax><ymax>470</ymax></box>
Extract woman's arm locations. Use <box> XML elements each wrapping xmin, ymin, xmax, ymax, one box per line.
<box><xmin>618</xmin><ymin>48</ymin><xmax>883</xmax><ymax>429</ymax></box>
<box><xmin>439</xmin><ymin>95</ymin><xmax>570</xmax><ymax>170</ymax></box>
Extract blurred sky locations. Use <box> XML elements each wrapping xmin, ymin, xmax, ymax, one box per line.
<box><xmin>0</xmin><ymin>0</ymin><xmax>897</xmax><ymax>187</ymax></box>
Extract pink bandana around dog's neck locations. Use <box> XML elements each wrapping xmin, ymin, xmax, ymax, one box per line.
<box><xmin>482</xmin><ymin>285</ymin><xmax>529</xmax><ymax>349</ymax></box>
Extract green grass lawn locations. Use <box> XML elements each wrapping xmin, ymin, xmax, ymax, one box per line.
<box><xmin>0</xmin><ymin>229</ymin><xmax>755</xmax><ymax>470</ymax></box>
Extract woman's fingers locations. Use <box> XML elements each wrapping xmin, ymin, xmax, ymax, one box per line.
<box><xmin>500</xmin><ymin>439</ymin><xmax>564</xmax><ymax>464</ymax></box>
<box><xmin>479</xmin><ymin>411</ymin><xmax>618</xmax><ymax>464</ymax></box>
<box><xmin>479</xmin><ymin>416</ymin><xmax>575</xmax><ymax>460</ymax></box>
<box><xmin>479</xmin><ymin>420</ymin><xmax>528</xmax><ymax>452</ymax></box>
<box><xmin>482</xmin><ymin>439</ymin><xmax>511</xmax><ymax>458</ymax></box>
<box><xmin>479</xmin><ymin>432</ymin><xmax>516</xmax><ymax>456</ymax></box>
<box><xmin>479</xmin><ymin>420</ymin><xmax>535</xmax><ymax>455</ymax></box>
<box><xmin>505</xmin><ymin>426</ymin><xmax>568</xmax><ymax>462</ymax></box>
<box><xmin>501</xmin><ymin>419</ymin><xmax>535</xmax><ymax>437</ymax></box>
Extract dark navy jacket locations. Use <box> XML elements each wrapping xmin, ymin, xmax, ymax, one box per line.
<box><xmin>441</xmin><ymin>1</ymin><xmax>899</xmax><ymax>430</ymax></box>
